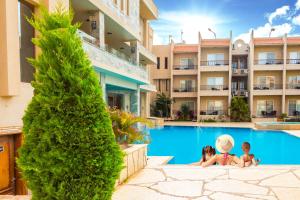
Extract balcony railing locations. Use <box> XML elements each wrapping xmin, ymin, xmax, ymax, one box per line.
<box><xmin>286</xmin><ymin>84</ymin><xmax>300</xmax><ymax>89</ymax></box>
<box><xmin>200</xmin><ymin>60</ymin><xmax>229</xmax><ymax>66</ymax></box>
<box><xmin>253</xmin><ymin>84</ymin><xmax>282</xmax><ymax>90</ymax></box>
<box><xmin>173</xmin><ymin>87</ymin><xmax>197</xmax><ymax>92</ymax></box>
<box><xmin>258</xmin><ymin>110</ymin><xmax>277</xmax><ymax>118</ymax></box>
<box><xmin>232</xmin><ymin>89</ymin><xmax>248</xmax><ymax>96</ymax></box>
<box><xmin>287</xmin><ymin>59</ymin><xmax>300</xmax><ymax>64</ymax></box>
<box><xmin>254</xmin><ymin>59</ymin><xmax>283</xmax><ymax>65</ymax></box>
<box><xmin>200</xmin><ymin>110</ymin><xmax>227</xmax><ymax>115</ymax></box>
<box><xmin>200</xmin><ymin>85</ymin><xmax>229</xmax><ymax>90</ymax></box>
<box><xmin>78</xmin><ymin>30</ymin><xmax>148</xmax><ymax>82</ymax></box>
<box><xmin>173</xmin><ymin>65</ymin><xmax>197</xmax><ymax>70</ymax></box>
<box><xmin>290</xmin><ymin>111</ymin><xmax>300</xmax><ymax>116</ymax></box>
<box><xmin>232</xmin><ymin>68</ymin><xmax>248</xmax><ymax>75</ymax></box>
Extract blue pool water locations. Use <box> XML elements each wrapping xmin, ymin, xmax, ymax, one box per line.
<box><xmin>147</xmin><ymin>126</ymin><xmax>300</xmax><ymax>164</ymax></box>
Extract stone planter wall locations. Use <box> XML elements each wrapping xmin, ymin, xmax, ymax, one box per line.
<box><xmin>118</xmin><ymin>144</ymin><xmax>148</xmax><ymax>185</ymax></box>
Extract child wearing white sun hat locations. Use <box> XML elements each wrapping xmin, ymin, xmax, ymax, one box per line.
<box><xmin>201</xmin><ymin>134</ymin><xmax>242</xmax><ymax>167</ymax></box>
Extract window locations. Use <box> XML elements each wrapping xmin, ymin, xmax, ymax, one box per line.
<box><xmin>207</xmin><ymin>53</ymin><xmax>224</xmax><ymax>65</ymax></box>
<box><xmin>207</xmin><ymin>101</ymin><xmax>223</xmax><ymax>111</ymax></box>
<box><xmin>182</xmin><ymin>101</ymin><xmax>195</xmax><ymax>111</ymax></box>
<box><xmin>257</xmin><ymin>100</ymin><xmax>274</xmax><ymax>116</ymax></box>
<box><xmin>180</xmin><ymin>58</ymin><xmax>194</xmax><ymax>69</ymax></box>
<box><xmin>165</xmin><ymin>57</ymin><xmax>168</xmax><ymax>69</ymax></box>
<box><xmin>157</xmin><ymin>57</ymin><xmax>160</xmax><ymax>69</ymax></box>
<box><xmin>258</xmin><ymin>52</ymin><xmax>275</xmax><ymax>64</ymax></box>
<box><xmin>288</xmin><ymin>75</ymin><xmax>300</xmax><ymax>84</ymax></box>
<box><xmin>207</xmin><ymin>77</ymin><xmax>224</xmax><ymax>86</ymax></box>
<box><xmin>126</xmin><ymin>0</ymin><xmax>130</xmax><ymax>15</ymax></box>
<box><xmin>19</xmin><ymin>0</ymin><xmax>35</xmax><ymax>83</ymax></box>
<box><xmin>257</xmin><ymin>76</ymin><xmax>275</xmax><ymax>89</ymax></box>
<box><xmin>288</xmin><ymin>100</ymin><xmax>300</xmax><ymax>116</ymax></box>
<box><xmin>179</xmin><ymin>80</ymin><xmax>195</xmax><ymax>91</ymax></box>
<box><xmin>166</xmin><ymin>79</ymin><xmax>169</xmax><ymax>91</ymax></box>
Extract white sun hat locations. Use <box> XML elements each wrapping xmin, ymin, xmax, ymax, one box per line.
<box><xmin>215</xmin><ymin>134</ymin><xmax>235</xmax><ymax>153</ymax></box>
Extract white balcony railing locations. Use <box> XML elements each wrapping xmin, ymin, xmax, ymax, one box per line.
<box><xmin>78</xmin><ymin>30</ymin><xmax>149</xmax><ymax>83</ymax></box>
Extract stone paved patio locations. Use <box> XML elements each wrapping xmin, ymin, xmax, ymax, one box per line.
<box><xmin>112</xmin><ymin>158</ymin><xmax>300</xmax><ymax>200</ymax></box>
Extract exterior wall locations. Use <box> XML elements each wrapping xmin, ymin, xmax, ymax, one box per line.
<box><xmin>151</xmin><ymin>45</ymin><xmax>171</xmax><ymax>79</ymax></box>
<box><xmin>285</xmin><ymin>95</ymin><xmax>300</xmax><ymax>116</ymax></box>
<box><xmin>200</xmin><ymin>72</ymin><xmax>229</xmax><ymax>86</ymax></box>
<box><xmin>199</xmin><ymin>96</ymin><xmax>228</xmax><ymax>111</ymax></box>
<box><xmin>253</xmin><ymin>96</ymin><xmax>282</xmax><ymax>116</ymax></box>
<box><xmin>0</xmin><ymin>83</ymin><xmax>33</xmax><ymax>127</ymax></box>
<box><xmin>201</xmin><ymin>47</ymin><xmax>229</xmax><ymax>61</ymax></box>
<box><xmin>253</xmin><ymin>71</ymin><xmax>283</xmax><ymax>85</ymax></box>
<box><xmin>254</xmin><ymin>46</ymin><xmax>284</xmax><ymax>60</ymax></box>
<box><xmin>173</xmin><ymin>98</ymin><xmax>197</xmax><ymax>111</ymax></box>
<box><xmin>173</xmin><ymin>53</ymin><xmax>198</xmax><ymax>67</ymax></box>
<box><xmin>140</xmin><ymin>92</ymin><xmax>147</xmax><ymax>117</ymax></box>
<box><xmin>286</xmin><ymin>46</ymin><xmax>300</xmax><ymax>56</ymax></box>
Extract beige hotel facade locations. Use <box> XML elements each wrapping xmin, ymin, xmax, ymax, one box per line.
<box><xmin>150</xmin><ymin>31</ymin><xmax>300</xmax><ymax>121</ymax></box>
<box><xmin>0</xmin><ymin>0</ymin><xmax>158</xmax><ymax>127</ymax></box>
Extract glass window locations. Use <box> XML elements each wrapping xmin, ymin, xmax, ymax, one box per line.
<box><xmin>258</xmin><ymin>52</ymin><xmax>275</xmax><ymax>64</ymax></box>
<box><xmin>180</xmin><ymin>58</ymin><xmax>194</xmax><ymax>68</ymax></box>
<box><xmin>207</xmin><ymin>101</ymin><xmax>223</xmax><ymax>111</ymax></box>
<box><xmin>165</xmin><ymin>57</ymin><xmax>168</xmax><ymax>69</ymax></box>
<box><xmin>182</xmin><ymin>101</ymin><xmax>195</xmax><ymax>110</ymax></box>
<box><xmin>180</xmin><ymin>80</ymin><xmax>195</xmax><ymax>90</ymax></box>
<box><xmin>207</xmin><ymin>54</ymin><xmax>224</xmax><ymax>65</ymax></box>
<box><xmin>257</xmin><ymin>76</ymin><xmax>275</xmax><ymax>89</ymax></box>
<box><xmin>157</xmin><ymin>57</ymin><xmax>160</xmax><ymax>69</ymax></box>
<box><xmin>207</xmin><ymin>77</ymin><xmax>224</xmax><ymax>86</ymax></box>
<box><xmin>289</xmin><ymin>52</ymin><xmax>300</xmax><ymax>63</ymax></box>
<box><xmin>256</xmin><ymin>100</ymin><xmax>273</xmax><ymax>116</ymax></box>
<box><xmin>288</xmin><ymin>100</ymin><xmax>300</xmax><ymax>116</ymax></box>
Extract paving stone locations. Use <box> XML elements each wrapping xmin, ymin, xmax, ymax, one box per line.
<box><xmin>205</xmin><ymin>180</ymin><xmax>268</xmax><ymax>195</ymax></box>
<box><xmin>203</xmin><ymin>190</ymin><xmax>213</xmax><ymax>195</ymax></box>
<box><xmin>194</xmin><ymin>196</ymin><xmax>211</xmax><ymax>200</ymax></box>
<box><xmin>272</xmin><ymin>187</ymin><xmax>300</xmax><ymax>200</ymax></box>
<box><xmin>126</xmin><ymin>168</ymin><xmax>166</xmax><ymax>185</ymax></box>
<box><xmin>293</xmin><ymin>169</ymin><xmax>300</xmax><ymax>179</ymax></box>
<box><xmin>112</xmin><ymin>185</ymin><xmax>187</xmax><ymax>200</ymax></box>
<box><xmin>163</xmin><ymin>168</ymin><xmax>226</xmax><ymax>180</ymax></box>
<box><xmin>210</xmin><ymin>192</ymin><xmax>257</xmax><ymax>200</ymax></box>
<box><xmin>244</xmin><ymin>194</ymin><xmax>278</xmax><ymax>200</ymax></box>
<box><xmin>151</xmin><ymin>180</ymin><xmax>203</xmax><ymax>197</ymax></box>
<box><xmin>229</xmin><ymin>169</ymin><xmax>287</xmax><ymax>181</ymax></box>
<box><xmin>259</xmin><ymin>172</ymin><xmax>300</xmax><ymax>187</ymax></box>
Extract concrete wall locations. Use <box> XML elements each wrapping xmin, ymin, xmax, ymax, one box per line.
<box><xmin>254</xmin><ymin>46</ymin><xmax>284</xmax><ymax>60</ymax></box>
<box><xmin>201</xmin><ymin>47</ymin><xmax>229</xmax><ymax>61</ymax></box>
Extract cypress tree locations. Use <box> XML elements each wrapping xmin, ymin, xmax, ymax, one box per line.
<box><xmin>18</xmin><ymin>7</ymin><xmax>123</xmax><ymax>200</ymax></box>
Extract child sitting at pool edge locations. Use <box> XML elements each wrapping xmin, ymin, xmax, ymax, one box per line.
<box><xmin>191</xmin><ymin>145</ymin><xmax>216</xmax><ymax>166</ymax></box>
<box><xmin>240</xmin><ymin>142</ymin><xmax>260</xmax><ymax>167</ymax></box>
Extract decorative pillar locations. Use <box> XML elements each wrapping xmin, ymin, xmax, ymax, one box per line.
<box><xmin>0</xmin><ymin>0</ymin><xmax>20</xmax><ymax>96</ymax></box>
<box><xmin>98</xmin><ymin>11</ymin><xmax>105</xmax><ymax>48</ymax></box>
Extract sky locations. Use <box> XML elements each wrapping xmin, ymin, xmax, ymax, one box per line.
<box><xmin>151</xmin><ymin>0</ymin><xmax>300</xmax><ymax>44</ymax></box>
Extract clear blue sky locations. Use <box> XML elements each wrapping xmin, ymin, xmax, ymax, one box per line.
<box><xmin>152</xmin><ymin>0</ymin><xmax>300</xmax><ymax>44</ymax></box>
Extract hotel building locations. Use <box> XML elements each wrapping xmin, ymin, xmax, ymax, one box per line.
<box><xmin>150</xmin><ymin>31</ymin><xmax>300</xmax><ymax>121</ymax></box>
<box><xmin>0</xmin><ymin>0</ymin><xmax>158</xmax><ymax>128</ymax></box>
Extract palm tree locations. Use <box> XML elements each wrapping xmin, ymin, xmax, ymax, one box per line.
<box><xmin>151</xmin><ymin>93</ymin><xmax>173</xmax><ymax>118</ymax></box>
<box><xmin>230</xmin><ymin>97</ymin><xmax>251</xmax><ymax>122</ymax></box>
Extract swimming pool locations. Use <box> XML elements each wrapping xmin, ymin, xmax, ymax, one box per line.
<box><xmin>147</xmin><ymin>126</ymin><xmax>300</xmax><ymax>164</ymax></box>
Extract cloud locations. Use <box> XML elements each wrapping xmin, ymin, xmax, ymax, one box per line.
<box><xmin>292</xmin><ymin>14</ymin><xmax>300</xmax><ymax>25</ymax></box>
<box><xmin>152</xmin><ymin>10</ymin><xmax>232</xmax><ymax>44</ymax></box>
<box><xmin>296</xmin><ymin>0</ymin><xmax>300</xmax><ymax>10</ymax></box>
<box><xmin>267</xmin><ymin>5</ymin><xmax>290</xmax><ymax>24</ymax></box>
<box><xmin>235</xmin><ymin>23</ymin><xmax>293</xmax><ymax>43</ymax></box>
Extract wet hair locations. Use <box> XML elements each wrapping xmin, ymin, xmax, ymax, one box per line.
<box><xmin>242</xmin><ymin>142</ymin><xmax>251</xmax><ymax>150</ymax></box>
<box><xmin>202</xmin><ymin>145</ymin><xmax>216</xmax><ymax>162</ymax></box>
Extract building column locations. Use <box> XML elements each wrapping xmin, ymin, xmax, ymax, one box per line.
<box><xmin>130</xmin><ymin>87</ymin><xmax>140</xmax><ymax>116</ymax></box>
<box><xmin>98</xmin><ymin>11</ymin><xmax>105</xmax><ymax>48</ymax></box>
<box><xmin>249</xmin><ymin>31</ymin><xmax>255</xmax><ymax>118</ymax></box>
<box><xmin>100</xmin><ymin>73</ymin><xmax>106</xmax><ymax>102</ymax></box>
<box><xmin>228</xmin><ymin>31</ymin><xmax>233</xmax><ymax>116</ymax></box>
<box><xmin>130</xmin><ymin>41</ymin><xmax>139</xmax><ymax>64</ymax></box>
<box><xmin>0</xmin><ymin>0</ymin><xmax>20</xmax><ymax>96</ymax></box>
<box><xmin>282</xmin><ymin>34</ymin><xmax>287</xmax><ymax>114</ymax></box>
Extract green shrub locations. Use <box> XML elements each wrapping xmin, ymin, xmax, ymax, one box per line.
<box><xmin>17</xmin><ymin>8</ymin><xmax>123</xmax><ymax>200</ymax></box>
<box><xmin>108</xmin><ymin>108</ymin><xmax>153</xmax><ymax>145</ymax></box>
<box><xmin>230</xmin><ymin>97</ymin><xmax>251</xmax><ymax>122</ymax></box>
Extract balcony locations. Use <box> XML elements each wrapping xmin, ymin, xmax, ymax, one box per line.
<box><xmin>172</xmin><ymin>87</ymin><xmax>197</xmax><ymax>97</ymax></box>
<box><xmin>287</xmin><ymin>59</ymin><xmax>300</xmax><ymax>70</ymax></box>
<box><xmin>200</xmin><ymin>60</ymin><xmax>229</xmax><ymax>71</ymax></box>
<box><xmin>200</xmin><ymin>110</ymin><xmax>227</xmax><ymax>116</ymax></box>
<box><xmin>253</xmin><ymin>59</ymin><xmax>284</xmax><ymax>70</ymax></box>
<box><xmin>138</xmin><ymin>42</ymin><xmax>157</xmax><ymax>64</ymax></box>
<box><xmin>141</xmin><ymin>0</ymin><xmax>159</xmax><ymax>20</ymax></box>
<box><xmin>253</xmin><ymin>84</ymin><xmax>283</xmax><ymax>95</ymax></box>
<box><xmin>200</xmin><ymin>85</ymin><xmax>229</xmax><ymax>96</ymax></box>
<box><xmin>232</xmin><ymin>68</ymin><xmax>248</xmax><ymax>76</ymax></box>
<box><xmin>173</xmin><ymin>65</ymin><xmax>198</xmax><ymax>75</ymax></box>
<box><xmin>286</xmin><ymin>84</ymin><xmax>300</xmax><ymax>95</ymax></box>
<box><xmin>78</xmin><ymin>30</ymin><xmax>149</xmax><ymax>84</ymax></box>
<box><xmin>232</xmin><ymin>89</ymin><xmax>248</xmax><ymax>97</ymax></box>
<box><xmin>257</xmin><ymin>110</ymin><xmax>278</xmax><ymax>118</ymax></box>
